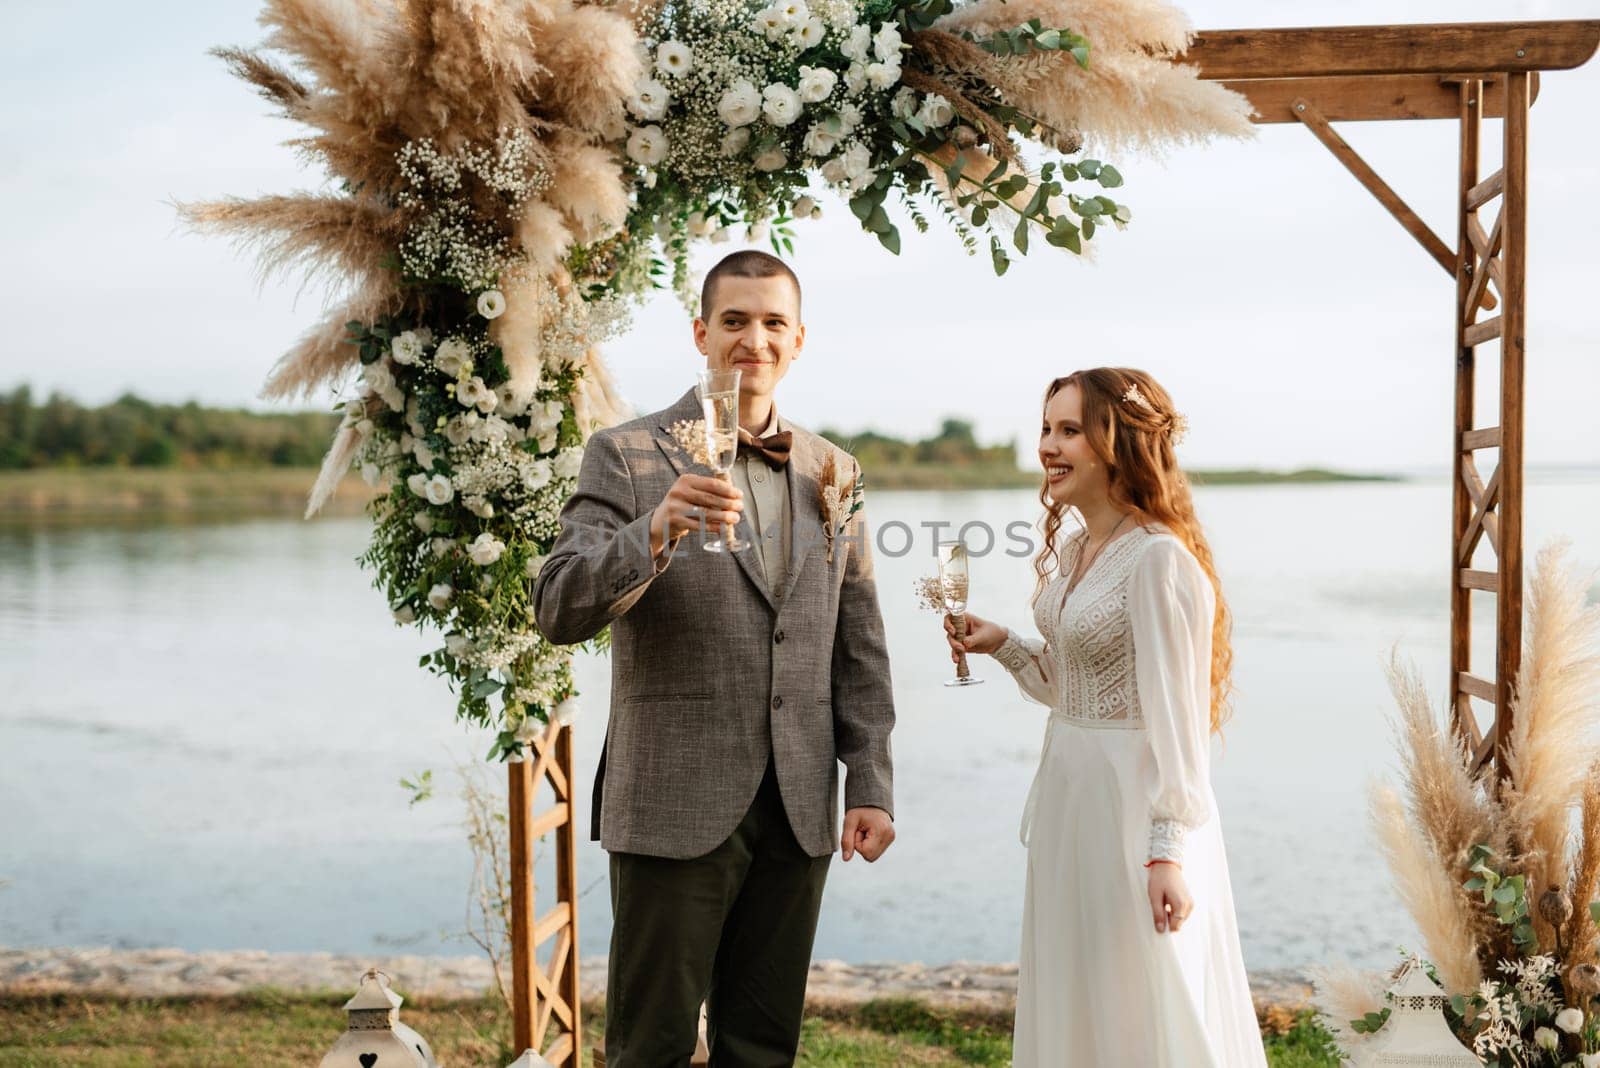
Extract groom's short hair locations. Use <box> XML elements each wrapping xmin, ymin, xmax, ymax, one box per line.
<box><xmin>700</xmin><ymin>251</ymin><xmax>802</xmax><ymax>319</ymax></box>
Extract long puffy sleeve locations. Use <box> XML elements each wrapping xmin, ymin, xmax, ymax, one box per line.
<box><xmin>994</xmin><ymin>628</ymin><xmax>1057</xmax><ymax>707</ymax></box>
<box><xmin>1127</xmin><ymin>537</ymin><xmax>1216</xmax><ymax>865</ymax></box>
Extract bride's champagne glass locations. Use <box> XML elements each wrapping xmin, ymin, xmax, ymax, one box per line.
<box><xmin>938</xmin><ymin>538</ymin><xmax>984</xmax><ymax>687</ymax></box>
<box><xmin>697</xmin><ymin>369</ymin><xmax>748</xmax><ymax>554</ymax></box>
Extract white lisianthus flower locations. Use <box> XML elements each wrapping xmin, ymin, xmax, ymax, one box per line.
<box><xmin>753</xmin><ymin>147</ymin><xmax>789</xmax><ymax>172</ymax></box>
<box><xmin>797</xmin><ymin>65</ymin><xmax>837</xmax><ymax>103</ymax></box>
<box><xmin>756</xmin><ymin>6</ymin><xmax>786</xmax><ymax>38</ymax></box>
<box><xmin>431</xmin><ymin>537</ymin><xmax>455</xmax><ymax>558</ymax></box>
<box><xmin>718</xmin><ymin>80</ymin><xmax>761</xmax><ymax>127</ymax></box>
<box><xmin>873</xmin><ymin>22</ymin><xmax>904</xmax><ymax>62</ymax></box>
<box><xmin>407</xmin><ymin>472</ymin><xmax>429</xmax><ymax>498</ymax></box>
<box><xmin>413</xmin><ymin>512</ymin><xmax>434</xmax><ymax>533</ymax></box>
<box><xmin>626</xmin><ymin>125</ymin><xmax>668</xmax><ymax>166</ymax></box>
<box><xmin>842</xmin><ymin>141</ymin><xmax>872</xmax><ymax>179</ymax></box>
<box><xmin>780</xmin><ymin>0</ymin><xmax>808</xmax><ymax>21</ymax></box>
<box><xmin>552</xmin><ymin>696</ymin><xmax>580</xmax><ymax>725</ymax></box>
<box><xmin>476</xmin><ymin>289</ymin><xmax>506</xmax><ymax>319</ymax></box>
<box><xmin>891</xmin><ymin>86</ymin><xmax>918</xmax><ymax>120</ymax></box>
<box><xmin>427</xmin><ymin>583</ymin><xmax>454</xmax><ymax>610</ymax></box>
<box><xmin>630</xmin><ymin>78</ymin><xmax>670</xmax><ymax>121</ymax></box>
<box><xmin>792</xmin><ymin>195</ymin><xmax>817</xmax><ymax>218</ymax></box>
<box><xmin>687</xmin><ymin>211</ymin><xmax>717</xmax><ymax>236</ymax></box>
<box><xmin>363</xmin><ymin>361</ymin><xmax>402</xmax><ymax>410</ymax></box>
<box><xmin>392</xmin><ymin>604</ymin><xmax>416</xmax><ymax>624</ymax></box>
<box><xmin>495</xmin><ymin>380</ymin><xmax>534</xmax><ymax>416</ymax></box>
<box><xmin>748</xmin><ymin>221</ymin><xmax>770</xmax><ymax>243</ymax></box>
<box><xmin>837</xmin><ymin>102</ymin><xmax>862</xmax><ymax>133</ymax></box>
<box><xmin>1534</xmin><ymin>1027</ymin><xmax>1559</xmax><ymax>1052</ymax></box>
<box><xmin>525</xmin><ymin>553</ymin><xmax>547</xmax><ymax>579</ymax></box>
<box><xmin>527</xmin><ymin>458</ymin><xmax>556</xmax><ymax>490</ymax></box>
<box><xmin>761</xmin><ymin>83</ymin><xmax>802</xmax><ymax>126</ymax></box>
<box><xmin>424</xmin><ymin>474</ymin><xmax>455</xmax><ymax>506</ymax></box>
<box><xmin>843</xmin><ymin>62</ymin><xmax>867</xmax><ymax>95</ymax></box>
<box><xmin>841</xmin><ymin>24</ymin><xmax>870</xmax><ymax>62</ymax></box>
<box><xmin>720</xmin><ymin>128</ymin><xmax>751</xmax><ymax>156</ymax></box>
<box><xmin>391</xmin><ymin>330</ymin><xmax>426</xmax><ymax>365</ymax></box>
<box><xmin>467</xmin><ymin>496</ymin><xmax>495</xmax><ymax>519</ymax></box>
<box><xmin>918</xmin><ymin>93</ymin><xmax>956</xmax><ymax>128</ymax></box>
<box><xmin>445</xmin><ymin>413</ymin><xmax>480</xmax><ymax>446</ymax></box>
<box><xmin>820</xmin><ymin>155</ymin><xmax>850</xmax><ymax>184</ymax></box>
<box><xmin>803</xmin><ymin>124</ymin><xmax>840</xmax><ymax>157</ymax></box>
<box><xmin>792</xmin><ymin>16</ymin><xmax>825</xmax><ymax>48</ymax></box>
<box><xmin>530</xmin><ymin>398</ymin><xmax>566</xmax><ymax>437</ymax></box>
<box><xmin>467</xmin><ymin>531</ymin><xmax>506</xmax><ymax>567</ymax></box>
<box><xmin>457</xmin><ymin>376</ymin><xmax>488</xmax><ymax>410</ymax></box>
<box><xmin>865</xmin><ymin>61</ymin><xmax>900</xmax><ymax>91</ymax></box>
<box><xmin>553</xmin><ymin>446</ymin><xmax>585</xmax><ymax>479</ymax></box>
<box><xmin>444</xmin><ymin>632</ymin><xmax>471</xmax><ymax>655</ymax></box>
<box><xmin>1556</xmin><ymin>1007</ymin><xmax>1585</xmax><ymax>1033</ymax></box>
<box><xmin>434</xmin><ymin>338</ymin><xmax>472</xmax><ymax>378</ymax></box>
<box><xmin>656</xmin><ymin>41</ymin><xmax>693</xmax><ymax>77</ymax></box>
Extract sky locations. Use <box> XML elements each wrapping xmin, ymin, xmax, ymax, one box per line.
<box><xmin>1</xmin><ymin>0</ymin><xmax>1596</xmax><ymax>473</ymax></box>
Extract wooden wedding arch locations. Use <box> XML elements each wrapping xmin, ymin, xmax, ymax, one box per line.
<box><xmin>507</xmin><ymin>19</ymin><xmax>1600</xmax><ymax>1064</ymax></box>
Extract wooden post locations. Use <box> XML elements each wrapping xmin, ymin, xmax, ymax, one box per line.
<box><xmin>509</xmin><ymin>753</ymin><xmax>537</xmax><ymax>1052</ymax></box>
<box><xmin>554</xmin><ymin>724</ymin><xmax>582</xmax><ymax>1065</ymax></box>
<box><xmin>1495</xmin><ymin>71</ymin><xmax>1531</xmax><ymax>784</ymax></box>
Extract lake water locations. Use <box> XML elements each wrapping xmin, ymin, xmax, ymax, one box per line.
<box><xmin>2</xmin><ymin>473</ymin><xmax>1597</xmax><ymax>973</ymax></box>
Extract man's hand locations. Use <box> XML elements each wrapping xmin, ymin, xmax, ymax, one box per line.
<box><xmin>650</xmin><ymin>474</ymin><xmax>743</xmax><ymax>556</ymax></box>
<box><xmin>841</xmin><ymin>807</ymin><xmax>895</xmax><ymax>862</ymax></box>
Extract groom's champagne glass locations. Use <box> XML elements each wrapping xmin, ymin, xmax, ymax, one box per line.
<box><xmin>938</xmin><ymin>539</ymin><xmax>984</xmax><ymax>687</ymax></box>
<box><xmin>697</xmin><ymin>369</ymin><xmax>748</xmax><ymax>553</ymax></box>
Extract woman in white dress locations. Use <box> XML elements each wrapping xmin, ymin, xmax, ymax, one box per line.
<box><xmin>947</xmin><ymin>368</ymin><xmax>1266</xmax><ymax>1067</ymax></box>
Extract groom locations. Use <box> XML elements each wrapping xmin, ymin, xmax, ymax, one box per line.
<box><xmin>534</xmin><ymin>250</ymin><xmax>896</xmax><ymax>1067</ymax></box>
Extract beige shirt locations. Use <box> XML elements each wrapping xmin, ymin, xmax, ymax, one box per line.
<box><xmin>732</xmin><ymin>406</ymin><xmax>792</xmax><ymax>599</ymax></box>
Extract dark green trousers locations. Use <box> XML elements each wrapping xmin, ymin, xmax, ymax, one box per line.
<box><xmin>605</xmin><ymin>761</ymin><xmax>832</xmax><ymax>1068</ymax></box>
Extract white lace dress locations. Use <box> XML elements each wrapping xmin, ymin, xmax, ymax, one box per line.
<box><xmin>994</xmin><ymin>525</ymin><xmax>1266</xmax><ymax>1067</ymax></box>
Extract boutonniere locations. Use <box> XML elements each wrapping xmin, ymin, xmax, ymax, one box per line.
<box><xmin>817</xmin><ymin>453</ymin><xmax>864</xmax><ymax>563</ymax></box>
<box><xmin>666</xmin><ymin>418</ymin><xmax>713</xmax><ymax>467</ymax></box>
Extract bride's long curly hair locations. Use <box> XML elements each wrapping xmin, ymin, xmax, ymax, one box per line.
<box><xmin>1032</xmin><ymin>368</ymin><xmax>1234</xmax><ymax>731</ymax></box>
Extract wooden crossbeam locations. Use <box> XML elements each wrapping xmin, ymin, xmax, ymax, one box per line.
<box><xmin>527</xmin><ymin>802</ymin><xmax>571</xmax><ymax>841</ymax></box>
<box><xmin>1291</xmin><ymin>99</ymin><xmax>1455</xmax><ymax>274</ymax></box>
<box><xmin>1466</xmin><ymin>168</ymin><xmax>1506</xmax><ymax>211</ymax></box>
<box><xmin>1459</xmin><ymin>672</ymin><xmax>1499</xmax><ymax>704</ymax></box>
<box><xmin>1463</xmin><ymin>211</ymin><xmax>1504</xmax><ymax>323</ymax></box>
<box><xmin>1473</xmin><ymin>726</ymin><xmax>1499</xmax><ymax>773</ymax></box>
<box><xmin>526</xmin><ymin>728</ymin><xmax>571</xmax><ymax>801</ymax></box>
<box><xmin>1461</xmin><ymin>426</ymin><xmax>1501</xmax><ymax>450</ymax></box>
<box><xmin>1187</xmin><ymin>21</ymin><xmax>1600</xmax><ymax>79</ymax></box>
<box><xmin>534</xmin><ymin>902</ymin><xmax>573</xmax><ymax>946</ymax></box>
<box><xmin>543</xmin><ymin>1034</ymin><xmax>575</xmax><ymax>1066</ymax></box>
<box><xmin>1223</xmin><ymin>73</ymin><xmax>1536</xmax><ymax>124</ymax></box>
<box><xmin>1460</xmin><ymin>569</ymin><xmax>1499</xmax><ymax>591</ymax></box>
<box><xmin>1460</xmin><ymin>465</ymin><xmax>1503</xmax><ymax>561</ymax></box>
<box><xmin>1465</xmin><ymin>316</ymin><xmax>1503</xmax><ymax>345</ymax></box>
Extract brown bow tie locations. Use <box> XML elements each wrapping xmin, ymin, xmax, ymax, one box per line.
<box><xmin>738</xmin><ymin>429</ymin><xmax>792</xmax><ymax>470</ymax></box>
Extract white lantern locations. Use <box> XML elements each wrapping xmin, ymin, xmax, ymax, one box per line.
<box><xmin>1366</xmin><ymin>958</ymin><xmax>1480</xmax><ymax>1066</ymax></box>
<box><xmin>319</xmin><ymin>969</ymin><xmax>440</xmax><ymax>1068</ymax></box>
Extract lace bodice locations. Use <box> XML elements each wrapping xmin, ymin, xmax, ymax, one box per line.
<box><xmin>993</xmin><ymin>524</ymin><xmax>1215</xmax><ymax>863</ymax></box>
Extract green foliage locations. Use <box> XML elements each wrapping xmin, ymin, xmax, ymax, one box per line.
<box><xmin>963</xmin><ymin>19</ymin><xmax>1091</xmax><ymax>67</ymax></box>
<box><xmin>0</xmin><ymin>385</ymin><xmax>339</xmax><ymax>470</ymax></box>
<box><xmin>1464</xmin><ymin>843</ymin><xmax>1538</xmax><ymax>950</ymax></box>
<box><xmin>399</xmin><ymin>768</ymin><xmax>435</xmax><ymax>806</ymax></box>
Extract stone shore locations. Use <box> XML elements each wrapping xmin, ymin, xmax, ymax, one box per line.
<box><xmin>0</xmin><ymin>947</ymin><xmax>1314</xmax><ymax>1016</ymax></box>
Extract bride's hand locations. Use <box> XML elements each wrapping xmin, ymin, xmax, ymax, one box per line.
<box><xmin>943</xmin><ymin>610</ymin><xmax>1006</xmax><ymax>658</ymax></box>
<box><xmin>1147</xmin><ymin>863</ymin><xmax>1194</xmax><ymax>934</ymax></box>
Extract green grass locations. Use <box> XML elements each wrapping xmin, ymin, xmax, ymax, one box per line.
<box><xmin>0</xmin><ymin>992</ymin><xmax>1339</xmax><ymax>1067</ymax></box>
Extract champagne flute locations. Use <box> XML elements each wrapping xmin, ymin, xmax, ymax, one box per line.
<box><xmin>697</xmin><ymin>369</ymin><xmax>748</xmax><ymax>553</ymax></box>
<box><xmin>938</xmin><ymin>539</ymin><xmax>984</xmax><ymax>686</ymax></box>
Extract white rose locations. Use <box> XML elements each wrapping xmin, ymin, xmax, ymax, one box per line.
<box><xmin>720</xmin><ymin>128</ymin><xmax>751</xmax><ymax>156</ymax></box>
<box><xmin>531</xmin><ymin>398</ymin><xmax>566</xmax><ymax>435</ymax></box>
<box><xmin>837</xmin><ymin>102</ymin><xmax>862</xmax><ymax>133</ymax></box>
<box><xmin>687</xmin><ymin>211</ymin><xmax>716</xmax><ymax>237</ymax></box>
<box><xmin>1534</xmin><ymin>1026</ymin><xmax>1559</xmax><ymax>1051</ymax></box>
<box><xmin>468</xmin><ymin>496</ymin><xmax>495</xmax><ymax>519</ymax></box>
<box><xmin>797</xmin><ymin>65</ymin><xmax>837</xmax><ymax>104</ymax></box>
<box><xmin>527</xmin><ymin>458</ymin><xmax>555</xmax><ymax>490</ymax></box>
<box><xmin>891</xmin><ymin>86</ymin><xmax>918</xmax><ymax>120</ymax></box>
<box><xmin>803</xmin><ymin>124</ymin><xmax>839</xmax><ymax>157</ymax></box>
<box><xmin>866</xmin><ymin>61</ymin><xmax>900</xmax><ymax>91</ymax></box>
<box><xmin>918</xmin><ymin>93</ymin><xmax>956</xmax><ymax>128</ymax></box>
<box><xmin>656</xmin><ymin>41</ymin><xmax>693</xmax><ymax>77</ymax></box>
<box><xmin>445</xmin><ymin>413</ymin><xmax>478</xmax><ymax>446</ymax></box>
<box><xmin>630</xmin><ymin>78</ymin><xmax>670</xmax><ymax>121</ymax></box>
<box><xmin>553</xmin><ymin>446</ymin><xmax>585</xmax><ymax>479</ymax></box>
<box><xmin>711</xmin><ymin>226</ymin><xmax>731</xmax><ymax>244</ymax></box>
<box><xmin>761</xmin><ymin>83</ymin><xmax>802</xmax><ymax>126</ymax></box>
<box><xmin>392</xmin><ymin>604</ymin><xmax>416</xmax><ymax>624</ymax></box>
<box><xmin>407</xmin><ymin>472</ymin><xmax>429</xmax><ymax>498</ymax></box>
<box><xmin>524</xmin><ymin>554</ymin><xmax>547</xmax><ymax>580</ymax></box>
<box><xmin>792</xmin><ymin>195</ymin><xmax>817</xmax><ymax>218</ymax></box>
<box><xmin>363</xmin><ymin>360</ymin><xmax>395</xmax><ymax>395</ymax></box>
<box><xmin>792</xmin><ymin>16</ymin><xmax>825</xmax><ymax>48</ymax></box>
<box><xmin>843</xmin><ymin>62</ymin><xmax>867</xmax><ymax>95</ymax></box>
<box><xmin>412</xmin><ymin>512</ymin><xmax>434</xmax><ymax>533</ymax></box>
<box><xmin>431</xmin><ymin>537</ymin><xmax>455</xmax><ymax>558</ymax></box>
<box><xmin>427</xmin><ymin>583</ymin><xmax>454</xmax><ymax>610</ymax></box>
<box><xmin>476</xmin><ymin>289</ymin><xmax>505</xmax><ymax>319</ymax></box>
<box><xmin>1582</xmin><ymin>1052</ymin><xmax>1600</xmax><ymax>1068</ymax></box>
<box><xmin>842</xmin><ymin>141</ymin><xmax>872</xmax><ymax>179</ymax></box>
<box><xmin>819</xmin><ymin>155</ymin><xmax>849</xmax><ymax>184</ymax></box>
<box><xmin>626</xmin><ymin>125</ymin><xmax>668</xmax><ymax>166</ymax></box>
<box><xmin>753</xmin><ymin>147</ymin><xmax>788</xmax><ymax>172</ymax></box>
<box><xmin>1556</xmin><ymin>1007</ymin><xmax>1585</xmax><ymax>1033</ymax></box>
<box><xmin>424</xmin><ymin>474</ymin><xmax>455</xmax><ymax>506</ymax></box>
<box><xmin>391</xmin><ymin>330</ymin><xmax>426</xmax><ymax>365</ymax></box>
<box><xmin>841</xmin><ymin>24</ymin><xmax>870</xmax><ymax>62</ymax></box>
<box><xmin>444</xmin><ymin>632</ymin><xmax>471</xmax><ymax>655</ymax></box>
<box><xmin>434</xmin><ymin>338</ymin><xmax>472</xmax><ymax>378</ymax></box>
<box><xmin>748</xmin><ymin>221</ymin><xmax>770</xmax><ymax>243</ymax></box>
<box><xmin>873</xmin><ymin>22</ymin><xmax>903</xmax><ymax>62</ymax></box>
<box><xmin>718</xmin><ymin>80</ymin><xmax>761</xmax><ymax>127</ymax></box>
<box><xmin>552</xmin><ymin>696</ymin><xmax>580</xmax><ymax>725</ymax></box>
<box><xmin>467</xmin><ymin>531</ymin><xmax>506</xmax><ymax>567</ymax></box>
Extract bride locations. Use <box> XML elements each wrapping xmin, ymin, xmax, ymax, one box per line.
<box><xmin>948</xmin><ymin>368</ymin><xmax>1267</xmax><ymax>1067</ymax></box>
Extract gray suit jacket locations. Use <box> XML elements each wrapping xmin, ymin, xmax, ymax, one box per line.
<box><xmin>533</xmin><ymin>388</ymin><xmax>896</xmax><ymax>859</ymax></box>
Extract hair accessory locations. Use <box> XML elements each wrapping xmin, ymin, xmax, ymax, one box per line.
<box><xmin>1122</xmin><ymin>384</ymin><xmax>1189</xmax><ymax>447</ymax></box>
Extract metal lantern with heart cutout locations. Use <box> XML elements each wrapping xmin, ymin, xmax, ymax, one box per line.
<box><xmin>318</xmin><ymin>969</ymin><xmax>439</xmax><ymax>1068</ymax></box>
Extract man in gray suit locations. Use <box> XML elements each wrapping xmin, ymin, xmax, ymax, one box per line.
<box><xmin>534</xmin><ymin>250</ymin><xmax>896</xmax><ymax>1067</ymax></box>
